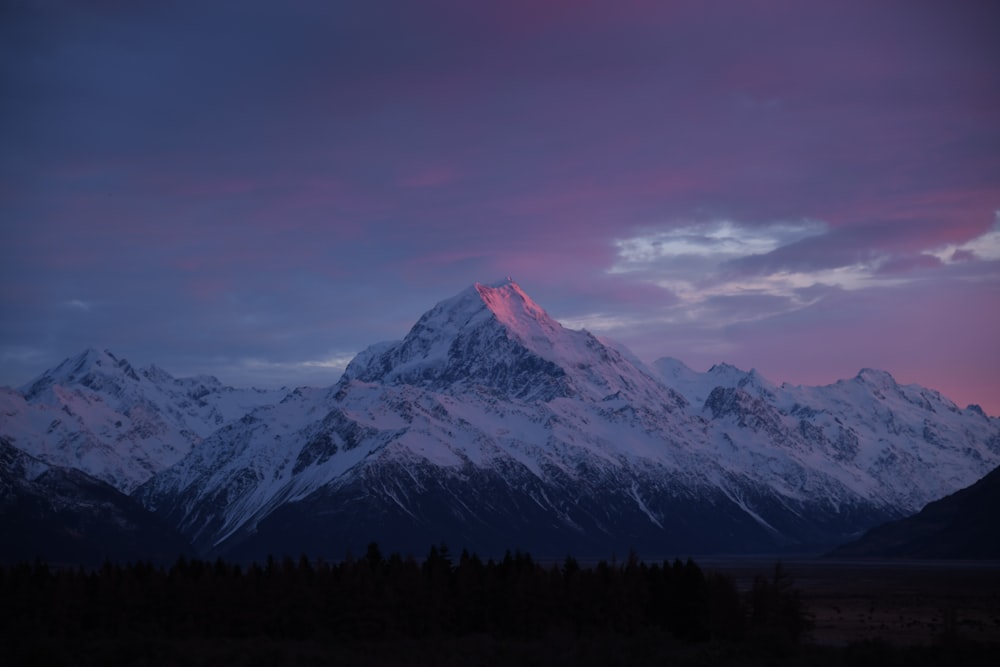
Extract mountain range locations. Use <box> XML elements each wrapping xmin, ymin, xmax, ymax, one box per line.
<box><xmin>2</xmin><ymin>279</ymin><xmax>998</xmax><ymax>562</ymax></box>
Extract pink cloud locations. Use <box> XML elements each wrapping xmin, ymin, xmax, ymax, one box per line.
<box><xmin>713</xmin><ymin>280</ymin><xmax>1000</xmax><ymax>414</ymax></box>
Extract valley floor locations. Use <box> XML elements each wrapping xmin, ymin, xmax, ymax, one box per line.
<box><xmin>700</xmin><ymin>557</ymin><xmax>1000</xmax><ymax>646</ymax></box>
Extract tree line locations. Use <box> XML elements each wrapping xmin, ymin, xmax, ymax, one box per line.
<box><xmin>7</xmin><ymin>546</ymin><xmax>999</xmax><ymax>665</ymax></box>
<box><xmin>1</xmin><ymin>544</ymin><xmax>810</xmax><ymax>646</ymax></box>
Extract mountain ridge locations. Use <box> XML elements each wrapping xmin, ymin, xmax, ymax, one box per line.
<box><xmin>1</xmin><ymin>348</ymin><xmax>288</xmax><ymax>493</ymax></box>
<box><xmin>3</xmin><ymin>281</ymin><xmax>999</xmax><ymax>562</ymax></box>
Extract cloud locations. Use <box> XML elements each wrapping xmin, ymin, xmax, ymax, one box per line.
<box><xmin>0</xmin><ymin>345</ymin><xmax>47</xmax><ymax>366</ymax></box>
<box><xmin>927</xmin><ymin>215</ymin><xmax>1000</xmax><ymax>265</ymax></box>
<box><xmin>608</xmin><ymin>214</ymin><xmax>1000</xmax><ymax>324</ymax></box>
<box><xmin>590</xmin><ymin>213</ymin><xmax>1000</xmax><ymax>366</ymax></box>
<box><xmin>611</xmin><ymin>219</ymin><xmax>826</xmax><ymax>267</ymax></box>
<box><xmin>557</xmin><ymin>312</ymin><xmax>649</xmax><ymax>334</ymax></box>
<box><xmin>241</xmin><ymin>354</ymin><xmax>355</xmax><ymax>373</ymax></box>
<box><xmin>876</xmin><ymin>253</ymin><xmax>943</xmax><ymax>274</ymax></box>
<box><xmin>608</xmin><ymin>218</ymin><xmax>889</xmax><ymax>309</ymax></box>
<box><xmin>176</xmin><ymin>353</ymin><xmax>358</xmax><ymax>389</ymax></box>
<box><xmin>60</xmin><ymin>299</ymin><xmax>93</xmax><ymax>311</ymax></box>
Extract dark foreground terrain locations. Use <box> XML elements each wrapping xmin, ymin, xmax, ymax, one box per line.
<box><xmin>3</xmin><ymin>548</ymin><xmax>998</xmax><ymax>666</ymax></box>
<box><xmin>702</xmin><ymin>557</ymin><xmax>1000</xmax><ymax>648</ymax></box>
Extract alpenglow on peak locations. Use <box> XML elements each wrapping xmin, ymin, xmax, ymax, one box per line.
<box><xmin>472</xmin><ymin>279</ymin><xmax>561</xmax><ymax>342</ymax></box>
<box><xmin>338</xmin><ymin>279</ymin><xmax>569</xmax><ymax>393</ymax></box>
<box><xmin>337</xmin><ymin>280</ymin><xmax>677</xmax><ymax>404</ymax></box>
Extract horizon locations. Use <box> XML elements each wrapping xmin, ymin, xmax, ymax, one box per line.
<box><xmin>7</xmin><ymin>283</ymin><xmax>999</xmax><ymax>418</ymax></box>
<box><xmin>2</xmin><ymin>2</ymin><xmax>998</xmax><ymax>414</ymax></box>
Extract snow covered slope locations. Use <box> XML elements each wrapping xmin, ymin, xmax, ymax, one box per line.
<box><xmin>0</xmin><ymin>349</ymin><xmax>287</xmax><ymax>493</ymax></box>
<box><xmin>342</xmin><ymin>280</ymin><xmax>688</xmax><ymax>407</ymax></box>
<box><xmin>652</xmin><ymin>358</ymin><xmax>1000</xmax><ymax>513</ymax></box>
<box><xmin>138</xmin><ymin>280</ymin><xmax>1000</xmax><ymax>558</ymax></box>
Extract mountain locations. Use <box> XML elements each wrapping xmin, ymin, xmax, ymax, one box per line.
<box><xmin>0</xmin><ymin>348</ymin><xmax>287</xmax><ymax>493</ymax></box>
<box><xmin>136</xmin><ymin>280</ymin><xmax>1000</xmax><ymax>560</ymax></box>
<box><xmin>340</xmin><ymin>281</ymin><xmax>689</xmax><ymax>406</ymax></box>
<box><xmin>651</xmin><ymin>359</ymin><xmax>1000</xmax><ymax>514</ymax></box>
<box><xmin>0</xmin><ymin>437</ymin><xmax>188</xmax><ymax>565</ymax></box>
<box><xmin>4</xmin><ymin>280</ymin><xmax>998</xmax><ymax>562</ymax></box>
<box><xmin>830</xmin><ymin>463</ymin><xmax>1000</xmax><ymax>559</ymax></box>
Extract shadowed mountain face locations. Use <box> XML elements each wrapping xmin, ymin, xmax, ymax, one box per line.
<box><xmin>4</xmin><ymin>280</ymin><xmax>1000</xmax><ymax>562</ymax></box>
<box><xmin>831</xmin><ymin>464</ymin><xmax>1000</xmax><ymax>559</ymax></box>
<box><xmin>0</xmin><ymin>438</ymin><xmax>189</xmax><ymax>566</ymax></box>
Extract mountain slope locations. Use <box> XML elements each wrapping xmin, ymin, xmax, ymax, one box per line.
<box><xmin>830</xmin><ymin>464</ymin><xmax>1000</xmax><ymax>559</ymax></box>
<box><xmin>342</xmin><ymin>280</ymin><xmax>688</xmax><ymax>407</ymax></box>
<box><xmin>0</xmin><ymin>437</ymin><xmax>188</xmax><ymax>565</ymax></box>
<box><xmin>0</xmin><ymin>348</ymin><xmax>287</xmax><ymax>493</ymax></box>
<box><xmin>652</xmin><ymin>358</ymin><xmax>1000</xmax><ymax>513</ymax></box>
<box><xmin>139</xmin><ymin>280</ymin><xmax>1000</xmax><ymax>559</ymax></box>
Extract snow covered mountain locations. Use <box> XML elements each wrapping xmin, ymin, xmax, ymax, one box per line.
<box><xmin>135</xmin><ymin>280</ymin><xmax>1000</xmax><ymax>559</ymax></box>
<box><xmin>4</xmin><ymin>280</ymin><xmax>997</xmax><ymax>561</ymax></box>
<box><xmin>0</xmin><ymin>349</ymin><xmax>287</xmax><ymax>493</ymax></box>
<box><xmin>652</xmin><ymin>358</ymin><xmax>1000</xmax><ymax>513</ymax></box>
<box><xmin>341</xmin><ymin>281</ymin><xmax>688</xmax><ymax>408</ymax></box>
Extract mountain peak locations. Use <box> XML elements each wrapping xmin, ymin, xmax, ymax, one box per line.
<box><xmin>472</xmin><ymin>279</ymin><xmax>564</xmax><ymax>349</ymax></box>
<box><xmin>61</xmin><ymin>347</ymin><xmax>117</xmax><ymax>371</ymax></box>
<box><xmin>855</xmin><ymin>367</ymin><xmax>898</xmax><ymax>389</ymax></box>
<box><xmin>480</xmin><ymin>276</ymin><xmax>518</xmax><ymax>288</ymax></box>
<box><xmin>340</xmin><ymin>280</ymin><xmax>569</xmax><ymax>395</ymax></box>
<box><xmin>339</xmin><ymin>281</ymin><xmax>677</xmax><ymax>404</ymax></box>
<box><xmin>706</xmin><ymin>362</ymin><xmax>752</xmax><ymax>386</ymax></box>
<box><xmin>21</xmin><ymin>348</ymin><xmax>140</xmax><ymax>400</ymax></box>
<box><xmin>737</xmin><ymin>368</ymin><xmax>775</xmax><ymax>396</ymax></box>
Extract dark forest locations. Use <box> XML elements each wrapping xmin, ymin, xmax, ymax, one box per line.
<box><xmin>3</xmin><ymin>545</ymin><xmax>999</xmax><ymax>666</ymax></box>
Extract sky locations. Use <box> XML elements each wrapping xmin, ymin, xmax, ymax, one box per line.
<box><xmin>1</xmin><ymin>0</ymin><xmax>999</xmax><ymax>414</ymax></box>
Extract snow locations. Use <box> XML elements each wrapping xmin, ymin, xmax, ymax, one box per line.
<box><xmin>4</xmin><ymin>282</ymin><xmax>999</xmax><ymax>555</ymax></box>
<box><xmin>147</xmin><ymin>338</ymin><xmax>999</xmax><ymax>551</ymax></box>
<box><xmin>628</xmin><ymin>482</ymin><xmax>663</xmax><ymax>528</ymax></box>
<box><xmin>1</xmin><ymin>348</ymin><xmax>288</xmax><ymax>493</ymax></box>
<box><xmin>718</xmin><ymin>483</ymin><xmax>781</xmax><ymax>535</ymax></box>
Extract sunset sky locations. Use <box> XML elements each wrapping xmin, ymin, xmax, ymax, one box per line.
<box><xmin>2</xmin><ymin>1</ymin><xmax>998</xmax><ymax>413</ymax></box>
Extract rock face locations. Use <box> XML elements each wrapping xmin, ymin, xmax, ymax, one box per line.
<box><xmin>830</xmin><ymin>463</ymin><xmax>1000</xmax><ymax>559</ymax></box>
<box><xmin>4</xmin><ymin>280</ymin><xmax>1000</xmax><ymax>562</ymax></box>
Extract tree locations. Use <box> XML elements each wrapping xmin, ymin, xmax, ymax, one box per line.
<box><xmin>748</xmin><ymin>561</ymin><xmax>813</xmax><ymax>646</ymax></box>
